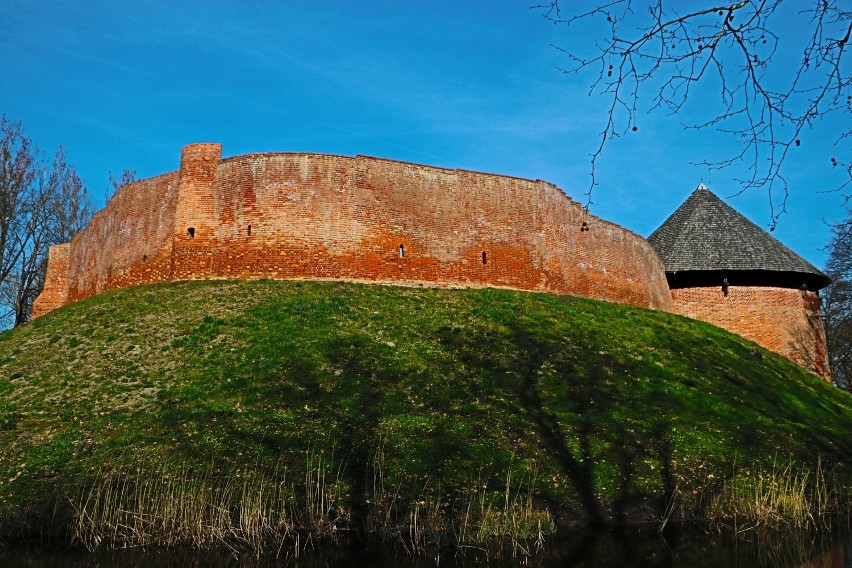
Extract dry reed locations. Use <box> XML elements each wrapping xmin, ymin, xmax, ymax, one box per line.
<box><xmin>707</xmin><ymin>457</ymin><xmax>836</xmax><ymax>533</ymax></box>
<box><xmin>68</xmin><ymin>449</ymin><xmax>555</xmax><ymax>557</ymax></box>
<box><xmin>70</xmin><ymin>451</ymin><xmax>344</xmax><ymax>553</ymax></box>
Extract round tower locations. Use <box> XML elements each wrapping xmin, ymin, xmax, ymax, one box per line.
<box><xmin>648</xmin><ymin>184</ymin><xmax>831</xmax><ymax>378</ymax></box>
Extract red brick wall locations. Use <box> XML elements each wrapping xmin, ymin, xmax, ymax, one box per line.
<box><xmin>31</xmin><ymin>243</ymin><xmax>70</xmax><ymax>318</ymax></box>
<box><xmin>33</xmin><ymin>143</ymin><xmax>672</xmax><ymax>315</ymax></box>
<box><xmin>64</xmin><ymin>171</ymin><xmax>181</xmax><ymax>303</ymax></box>
<box><xmin>671</xmin><ymin>286</ymin><xmax>830</xmax><ymax>377</ymax></box>
<box><xmin>172</xmin><ymin>143</ymin><xmax>222</xmax><ymax>280</ymax></box>
<box><xmin>172</xmin><ymin>148</ymin><xmax>672</xmax><ymax>309</ymax></box>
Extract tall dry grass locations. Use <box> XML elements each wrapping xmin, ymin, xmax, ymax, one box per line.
<box><xmin>70</xmin><ymin>451</ymin><xmax>344</xmax><ymax>553</ymax></box>
<box><xmin>707</xmin><ymin>457</ymin><xmax>837</xmax><ymax>533</ymax></box>
<box><xmin>69</xmin><ymin>448</ymin><xmax>555</xmax><ymax>557</ymax></box>
<box><xmin>456</xmin><ymin>467</ymin><xmax>553</xmax><ymax>557</ymax></box>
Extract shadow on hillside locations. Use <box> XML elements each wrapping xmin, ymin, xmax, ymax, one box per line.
<box><xmin>156</xmin><ymin>287</ymin><xmax>851</xmax><ymax>529</ymax></box>
<box><xmin>323</xmin><ymin>336</ymin><xmax>387</xmax><ymax>540</ymax></box>
<box><xmin>431</xmin><ymin>315</ymin><xmax>682</xmax><ymax>526</ymax></box>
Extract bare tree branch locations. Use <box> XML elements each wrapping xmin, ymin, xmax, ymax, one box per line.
<box><xmin>534</xmin><ymin>1</ymin><xmax>851</xmax><ymax>224</ymax></box>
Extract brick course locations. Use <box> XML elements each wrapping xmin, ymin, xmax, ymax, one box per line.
<box><xmin>61</xmin><ymin>170</ymin><xmax>181</xmax><ymax>305</ymax></box>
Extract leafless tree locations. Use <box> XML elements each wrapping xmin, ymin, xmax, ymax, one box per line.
<box><xmin>824</xmin><ymin>216</ymin><xmax>852</xmax><ymax>391</ymax></box>
<box><xmin>822</xmin><ymin>280</ymin><xmax>852</xmax><ymax>390</ymax></box>
<box><xmin>51</xmin><ymin>148</ymin><xmax>93</xmax><ymax>243</ymax></box>
<box><xmin>0</xmin><ymin>117</ymin><xmax>37</xmax><ymax>291</ymax></box>
<box><xmin>0</xmin><ymin>116</ymin><xmax>92</xmax><ymax>328</ymax></box>
<box><xmin>535</xmin><ymin>1</ymin><xmax>851</xmax><ymax>228</ymax></box>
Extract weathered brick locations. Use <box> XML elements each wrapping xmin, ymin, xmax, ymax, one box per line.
<box><xmin>31</xmin><ymin>243</ymin><xmax>70</xmax><ymax>317</ymax></box>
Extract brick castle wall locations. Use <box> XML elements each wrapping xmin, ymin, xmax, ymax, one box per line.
<box><xmin>62</xmin><ymin>171</ymin><xmax>181</xmax><ymax>304</ymax></box>
<box><xmin>33</xmin><ymin>143</ymin><xmax>673</xmax><ymax>314</ymax></box>
<box><xmin>32</xmin><ymin>143</ymin><xmax>831</xmax><ymax>379</ymax></box>
<box><xmin>671</xmin><ymin>286</ymin><xmax>830</xmax><ymax>377</ymax></box>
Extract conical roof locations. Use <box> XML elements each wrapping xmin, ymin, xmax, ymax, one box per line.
<box><xmin>648</xmin><ymin>185</ymin><xmax>830</xmax><ymax>290</ymax></box>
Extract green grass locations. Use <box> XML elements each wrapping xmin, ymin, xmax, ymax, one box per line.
<box><xmin>0</xmin><ymin>280</ymin><xmax>850</xmax><ymax>549</ymax></box>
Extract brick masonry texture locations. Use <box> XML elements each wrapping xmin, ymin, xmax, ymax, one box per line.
<box><xmin>33</xmin><ymin>143</ymin><xmax>672</xmax><ymax>315</ymax></box>
<box><xmin>670</xmin><ymin>286</ymin><xmax>830</xmax><ymax>377</ymax></box>
<box><xmin>31</xmin><ymin>143</ymin><xmax>829</xmax><ymax>378</ymax></box>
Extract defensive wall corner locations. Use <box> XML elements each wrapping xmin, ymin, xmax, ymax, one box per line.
<box><xmin>31</xmin><ymin>242</ymin><xmax>71</xmax><ymax>319</ymax></box>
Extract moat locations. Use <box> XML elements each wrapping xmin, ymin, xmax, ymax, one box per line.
<box><xmin>1</xmin><ymin>526</ymin><xmax>849</xmax><ymax>567</ymax></box>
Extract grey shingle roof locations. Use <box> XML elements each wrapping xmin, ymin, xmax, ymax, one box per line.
<box><xmin>647</xmin><ymin>185</ymin><xmax>830</xmax><ymax>290</ymax></box>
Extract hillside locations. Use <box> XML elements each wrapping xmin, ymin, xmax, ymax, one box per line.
<box><xmin>0</xmin><ymin>280</ymin><xmax>850</xmax><ymax>550</ymax></box>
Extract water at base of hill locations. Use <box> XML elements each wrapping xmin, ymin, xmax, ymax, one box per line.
<box><xmin>1</xmin><ymin>525</ymin><xmax>849</xmax><ymax>567</ymax></box>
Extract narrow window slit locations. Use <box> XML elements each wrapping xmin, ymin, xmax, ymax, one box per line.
<box><xmin>187</xmin><ymin>227</ymin><xmax>195</xmax><ymax>238</ymax></box>
<box><xmin>398</xmin><ymin>244</ymin><xmax>405</xmax><ymax>258</ymax></box>
<box><xmin>482</xmin><ymin>251</ymin><xmax>487</xmax><ymax>264</ymax></box>
<box><xmin>247</xmin><ymin>225</ymin><xmax>252</xmax><ymax>236</ymax></box>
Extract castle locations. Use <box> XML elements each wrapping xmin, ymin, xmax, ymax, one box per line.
<box><xmin>32</xmin><ymin>143</ymin><xmax>830</xmax><ymax>378</ymax></box>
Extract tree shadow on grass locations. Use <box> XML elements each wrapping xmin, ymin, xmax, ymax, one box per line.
<box><xmin>433</xmin><ymin>302</ymin><xmax>686</xmax><ymax>527</ymax></box>
<box><xmin>156</xmin><ymin>287</ymin><xmax>852</xmax><ymax>532</ymax></box>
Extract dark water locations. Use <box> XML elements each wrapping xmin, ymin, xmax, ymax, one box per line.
<box><xmin>1</xmin><ymin>527</ymin><xmax>849</xmax><ymax>567</ymax></box>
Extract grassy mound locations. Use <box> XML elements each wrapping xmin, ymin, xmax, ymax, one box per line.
<box><xmin>0</xmin><ymin>280</ymin><xmax>850</xmax><ymax>550</ymax></box>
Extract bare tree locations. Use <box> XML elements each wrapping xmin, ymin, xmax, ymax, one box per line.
<box><xmin>5</xmin><ymin>171</ymin><xmax>54</xmax><ymax>326</ymax></box>
<box><xmin>0</xmin><ymin>116</ymin><xmax>93</xmax><ymax>328</ymax></box>
<box><xmin>824</xmin><ymin>215</ymin><xmax>852</xmax><ymax>391</ymax></box>
<box><xmin>51</xmin><ymin>148</ymin><xmax>93</xmax><ymax>243</ymax></box>
<box><xmin>535</xmin><ymin>1</ymin><xmax>851</xmax><ymax>227</ymax></box>
<box><xmin>822</xmin><ymin>279</ymin><xmax>852</xmax><ymax>391</ymax></box>
<box><xmin>0</xmin><ymin>117</ymin><xmax>37</xmax><ymax>290</ymax></box>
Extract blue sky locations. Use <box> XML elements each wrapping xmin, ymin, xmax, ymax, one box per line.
<box><xmin>1</xmin><ymin>1</ymin><xmax>847</xmax><ymax>268</ymax></box>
